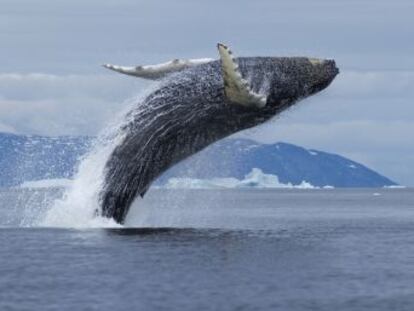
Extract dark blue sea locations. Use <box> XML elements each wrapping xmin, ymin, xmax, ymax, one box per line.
<box><xmin>1</xmin><ymin>188</ymin><xmax>414</xmax><ymax>311</ymax></box>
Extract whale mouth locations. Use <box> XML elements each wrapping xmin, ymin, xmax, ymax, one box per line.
<box><xmin>309</xmin><ymin>59</ymin><xmax>339</xmax><ymax>95</ymax></box>
<box><xmin>326</xmin><ymin>59</ymin><xmax>340</xmax><ymax>77</ymax></box>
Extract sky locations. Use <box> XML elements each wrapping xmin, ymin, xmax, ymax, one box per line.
<box><xmin>0</xmin><ymin>0</ymin><xmax>413</xmax><ymax>185</ymax></box>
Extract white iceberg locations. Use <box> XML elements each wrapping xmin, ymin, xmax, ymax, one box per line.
<box><xmin>18</xmin><ymin>169</ymin><xmax>332</xmax><ymax>191</ymax></box>
<box><xmin>384</xmin><ymin>185</ymin><xmax>406</xmax><ymax>189</ymax></box>
<box><xmin>164</xmin><ymin>168</ymin><xmax>320</xmax><ymax>189</ymax></box>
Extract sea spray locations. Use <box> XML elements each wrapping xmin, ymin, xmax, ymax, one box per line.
<box><xmin>40</xmin><ymin>136</ymin><xmax>123</xmax><ymax>227</ymax></box>
<box><xmin>39</xmin><ymin>85</ymin><xmax>159</xmax><ymax>228</ymax></box>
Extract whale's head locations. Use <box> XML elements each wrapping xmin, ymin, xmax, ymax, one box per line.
<box><xmin>215</xmin><ymin>44</ymin><xmax>338</xmax><ymax>121</ymax></box>
<box><xmin>264</xmin><ymin>57</ymin><xmax>339</xmax><ymax>108</ymax></box>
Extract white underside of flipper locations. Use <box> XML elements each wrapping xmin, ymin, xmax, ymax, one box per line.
<box><xmin>217</xmin><ymin>43</ymin><xmax>267</xmax><ymax>108</ymax></box>
<box><xmin>103</xmin><ymin>44</ymin><xmax>267</xmax><ymax>108</ymax></box>
<box><xmin>103</xmin><ymin>58</ymin><xmax>213</xmax><ymax>80</ymax></box>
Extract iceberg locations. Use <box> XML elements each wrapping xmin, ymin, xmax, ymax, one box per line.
<box><xmin>164</xmin><ymin>168</ymin><xmax>321</xmax><ymax>189</ymax></box>
<box><xmin>18</xmin><ymin>169</ymin><xmax>334</xmax><ymax>190</ymax></box>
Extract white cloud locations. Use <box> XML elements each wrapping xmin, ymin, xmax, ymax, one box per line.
<box><xmin>0</xmin><ymin>72</ymin><xmax>149</xmax><ymax>136</ymax></box>
<box><xmin>329</xmin><ymin>70</ymin><xmax>414</xmax><ymax>98</ymax></box>
<box><xmin>0</xmin><ymin>121</ymin><xmax>16</xmax><ymax>134</ymax></box>
<box><xmin>0</xmin><ymin>73</ymin><xmax>145</xmax><ymax>102</ymax></box>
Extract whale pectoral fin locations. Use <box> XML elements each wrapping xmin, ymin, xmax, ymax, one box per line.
<box><xmin>217</xmin><ymin>43</ymin><xmax>267</xmax><ymax>108</ymax></box>
<box><xmin>103</xmin><ymin>58</ymin><xmax>214</xmax><ymax>80</ymax></box>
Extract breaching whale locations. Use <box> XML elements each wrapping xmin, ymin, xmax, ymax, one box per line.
<box><xmin>101</xmin><ymin>43</ymin><xmax>339</xmax><ymax>223</ymax></box>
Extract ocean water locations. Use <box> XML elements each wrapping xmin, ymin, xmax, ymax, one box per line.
<box><xmin>1</xmin><ymin>188</ymin><xmax>414</xmax><ymax>310</ymax></box>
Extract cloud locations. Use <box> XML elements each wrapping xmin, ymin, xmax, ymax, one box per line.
<box><xmin>1</xmin><ymin>0</ymin><xmax>414</xmax><ymax>73</ymax></box>
<box><xmin>0</xmin><ymin>72</ymin><xmax>150</xmax><ymax>136</ymax></box>
<box><xmin>0</xmin><ymin>73</ymin><xmax>145</xmax><ymax>102</ymax></box>
<box><xmin>0</xmin><ymin>121</ymin><xmax>16</xmax><ymax>134</ymax></box>
<box><xmin>329</xmin><ymin>70</ymin><xmax>414</xmax><ymax>99</ymax></box>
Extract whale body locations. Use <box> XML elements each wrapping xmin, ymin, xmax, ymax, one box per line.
<box><xmin>100</xmin><ymin>44</ymin><xmax>339</xmax><ymax>223</ymax></box>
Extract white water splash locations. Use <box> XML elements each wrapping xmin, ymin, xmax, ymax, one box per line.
<box><xmin>40</xmin><ymin>137</ymin><xmax>122</xmax><ymax>228</ymax></box>
<box><xmin>20</xmin><ymin>179</ymin><xmax>73</xmax><ymax>189</ymax></box>
<box><xmin>39</xmin><ymin>87</ymin><xmax>158</xmax><ymax>228</ymax></box>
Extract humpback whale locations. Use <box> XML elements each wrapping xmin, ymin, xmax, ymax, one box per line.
<box><xmin>101</xmin><ymin>43</ymin><xmax>339</xmax><ymax>223</ymax></box>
